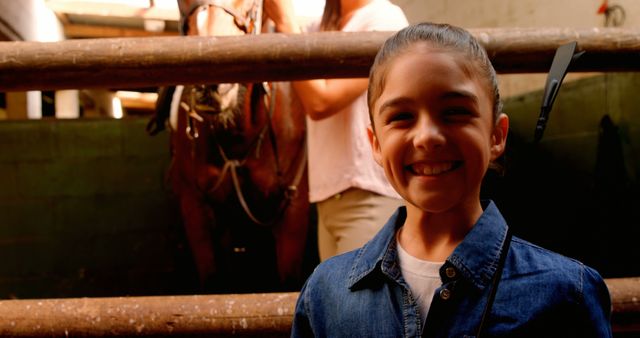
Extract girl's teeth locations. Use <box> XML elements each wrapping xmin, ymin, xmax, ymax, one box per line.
<box><xmin>412</xmin><ymin>162</ymin><xmax>454</xmax><ymax>175</ymax></box>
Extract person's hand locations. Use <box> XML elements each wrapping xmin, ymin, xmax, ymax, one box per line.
<box><xmin>263</xmin><ymin>0</ymin><xmax>300</xmax><ymax>33</ymax></box>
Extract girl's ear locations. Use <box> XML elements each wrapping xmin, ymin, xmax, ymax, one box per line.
<box><xmin>490</xmin><ymin>114</ymin><xmax>509</xmax><ymax>160</ymax></box>
<box><xmin>367</xmin><ymin>125</ymin><xmax>383</xmax><ymax>167</ymax></box>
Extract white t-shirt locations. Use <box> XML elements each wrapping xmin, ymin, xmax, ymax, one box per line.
<box><xmin>397</xmin><ymin>239</ymin><xmax>444</xmax><ymax>327</ymax></box>
<box><xmin>305</xmin><ymin>0</ymin><xmax>408</xmax><ymax>202</ymax></box>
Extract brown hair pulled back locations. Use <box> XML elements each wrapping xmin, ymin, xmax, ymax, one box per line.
<box><xmin>367</xmin><ymin>22</ymin><xmax>503</xmax><ymax>127</ymax></box>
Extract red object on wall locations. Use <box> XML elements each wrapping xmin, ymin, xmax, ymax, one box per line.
<box><xmin>597</xmin><ymin>0</ymin><xmax>609</xmax><ymax>14</ymax></box>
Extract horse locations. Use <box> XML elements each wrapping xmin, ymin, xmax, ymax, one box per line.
<box><xmin>149</xmin><ymin>0</ymin><xmax>310</xmax><ymax>292</ymax></box>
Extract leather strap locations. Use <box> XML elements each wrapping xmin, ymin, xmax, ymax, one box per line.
<box><xmin>475</xmin><ymin>228</ymin><xmax>512</xmax><ymax>338</ymax></box>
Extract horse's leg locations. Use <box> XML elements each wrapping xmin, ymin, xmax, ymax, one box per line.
<box><xmin>179</xmin><ymin>189</ymin><xmax>217</xmax><ymax>289</ymax></box>
<box><xmin>273</xmin><ymin>173</ymin><xmax>310</xmax><ymax>288</ymax></box>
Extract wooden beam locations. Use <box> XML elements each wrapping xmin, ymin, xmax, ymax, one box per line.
<box><xmin>0</xmin><ymin>28</ymin><xmax>639</xmax><ymax>91</ymax></box>
<box><xmin>0</xmin><ymin>292</ymin><xmax>298</xmax><ymax>337</ymax></box>
<box><xmin>0</xmin><ymin>278</ymin><xmax>635</xmax><ymax>336</ymax></box>
<box><xmin>45</xmin><ymin>1</ymin><xmax>180</xmax><ymax>21</ymax></box>
<box><xmin>609</xmin><ymin>277</ymin><xmax>640</xmax><ymax>333</ymax></box>
<box><xmin>63</xmin><ymin>23</ymin><xmax>178</xmax><ymax>39</ymax></box>
<box><xmin>116</xmin><ymin>91</ymin><xmax>158</xmax><ymax>110</ymax></box>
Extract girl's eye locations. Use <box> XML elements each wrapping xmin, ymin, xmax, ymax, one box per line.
<box><xmin>443</xmin><ymin>107</ymin><xmax>473</xmax><ymax>121</ymax></box>
<box><xmin>444</xmin><ymin>108</ymin><xmax>471</xmax><ymax>116</ymax></box>
<box><xmin>388</xmin><ymin>111</ymin><xmax>413</xmax><ymax>123</ymax></box>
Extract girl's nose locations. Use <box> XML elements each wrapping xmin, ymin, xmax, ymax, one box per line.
<box><xmin>413</xmin><ymin>116</ymin><xmax>445</xmax><ymax>151</ymax></box>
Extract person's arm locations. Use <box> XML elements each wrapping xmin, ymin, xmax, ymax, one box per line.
<box><xmin>263</xmin><ymin>0</ymin><xmax>301</xmax><ymax>34</ymax></box>
<box><xmin>290</xmin><ymin>78</ymin><xmax>369</xmax><ymax>121</ymax></box>
<box><xmin>263</xmin><ymin>0</ymin><xmax>369</xmax><ymax>121</ymax></box>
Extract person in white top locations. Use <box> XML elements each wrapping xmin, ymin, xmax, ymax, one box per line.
<box><xmin>264</xmin><ymin>0</ymin><xmax>409</xmax><ymax>261</ymax></box>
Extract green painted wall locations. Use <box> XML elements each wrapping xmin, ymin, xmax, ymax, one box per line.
<box><xmin>506</xmin><ymin>73</ymin><xmax>640</xmax><ymax>173</ymax></box>
<box><xmin>489</xmin><ymin>73</ymin><xmax>640</xmax><ymax>278</ymax></box>
<box><xmin>0</xmin><ymin>118</ymin><xmax>195</xmax><ymax>299</ymax></box>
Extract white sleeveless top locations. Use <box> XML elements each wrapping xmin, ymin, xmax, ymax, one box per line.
<box><xmin>305</xmin><ymin>0</ymin><xmax>408</xmax><ymax>202</ymax></box>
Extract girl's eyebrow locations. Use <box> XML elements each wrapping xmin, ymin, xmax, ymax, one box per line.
<box><xmin>440</xmin><ymin>90</ymin><xmax>479</xmax><ymax>104</ymax></box>
<box><xmin>378</xmin><ymin>90</ymin><xmax>479</xmax><ymax>114</ymax></box>
<box><xmin>377</xmin><ymin>97</ymin><xmax>414</xmax><ymax>114</ymax></box>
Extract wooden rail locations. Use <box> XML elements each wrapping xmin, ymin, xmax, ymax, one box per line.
<box><xmin>609</xmin><ymin>277</ymin><xmax>640</xmax><ymax>334</ymax></box>
<box><xmin>0</xmin><ymin>27</ymin><xmax>639</xmax><ymax>91</ymax></box>
<box><xmin>0</xmin><ymin>278</ymin><xmax>637</xmax><ymax>337</ymax></box>
<box><xmin>0</xmin><ymin>292</ymin><xmax>298</xmax><ymax>337</ymax></box>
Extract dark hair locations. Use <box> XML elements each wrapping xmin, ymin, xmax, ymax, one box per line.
<box><xmin>320</xmin><ymin>0</ymin><xmax>341</xmax><ymax>31</ymax></box>
<box><xmin>367</xmin><ymin>22</ymin><xmax>503</xmax><ymax>127</ymax></box>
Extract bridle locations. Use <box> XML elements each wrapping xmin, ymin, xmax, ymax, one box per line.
<box><xmin>182</xmin><ymin>83</ymin><xmax>307</xmax><ymax>227</ymax></box>
<box><xmin>178</xmin><ymin>0</ymin><xmax>307</xmax><ymax>226</ymax></box>
<box><xmin>179</xmin><ymin>0</ymin><xmax>262</xmax><ymax>35</ymax></box>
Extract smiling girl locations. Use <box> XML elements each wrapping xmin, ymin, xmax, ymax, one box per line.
<box><xmin>290</xmin><ymin>22</ymin><xmax>612</xmax><ymax>338</ymax></box>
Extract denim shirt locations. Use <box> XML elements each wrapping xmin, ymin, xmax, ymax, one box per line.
<box><xmin>291</xmin><ymin>201</ymin><xmax>612</xmax><ymax>337</ymax></box>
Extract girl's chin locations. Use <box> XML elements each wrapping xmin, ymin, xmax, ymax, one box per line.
<box><xmin>405</xmin><ymin>195</ymin><xmax>460</xmax><ymax>214</ymax></box>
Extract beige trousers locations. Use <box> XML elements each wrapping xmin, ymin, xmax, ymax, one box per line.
<box><xmin>316</xmin><ymin>188</ymin><xmax>403</xmax><ymax>261</ymax></box>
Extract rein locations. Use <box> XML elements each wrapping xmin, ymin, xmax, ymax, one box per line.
<box><xmin>187</xmin><ymin>83</ymin><xmax>306</xmax><ymax>226</ymax></box>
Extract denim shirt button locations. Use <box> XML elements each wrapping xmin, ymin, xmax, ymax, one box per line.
<box><xmin>445</xmin><ymin>267</ymin><xmax>456</xmax><ymax>278</ymax></box>
<box><xmin>439</xmin><ymin>288</ymin><xmax>451</xmax><ymax>300</ymax></box>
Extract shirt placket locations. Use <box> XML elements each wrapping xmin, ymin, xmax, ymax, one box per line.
<box><xmin>420</xmin><ymin>263</ymin><xmax>463</xmax><ymax>338</ymax></box>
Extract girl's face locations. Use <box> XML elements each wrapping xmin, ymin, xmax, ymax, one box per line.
<box><xmin>368</xmin><ymin>44</ymin><xmax>508</xmax><ymax>215</ymax></box>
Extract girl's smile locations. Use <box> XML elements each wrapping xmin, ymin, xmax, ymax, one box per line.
<box><xmin>407</xmin><ymin>161</ymin><xmax>462</xmax><ymax>176</ymax></box>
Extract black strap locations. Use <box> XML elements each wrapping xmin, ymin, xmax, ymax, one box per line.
<box><xmin>533</xmin><ymin>41</ymin><xmax>583</xmax><ymax>143</ymax></box>
<box><xmin>146</xmin><ymin>86</ymin><xmax>175</xmax><ymax>136</ymax></box>
<box><xmin>476</xmin><ymin>228</ymin><xmax>512</xmax><ymax>338</ymax></box>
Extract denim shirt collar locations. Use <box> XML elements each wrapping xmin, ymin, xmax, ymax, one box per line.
<box><xmin>347</xmin><ymin>200</ymin><xmax>509</xmax><ymax>291</ymax></box>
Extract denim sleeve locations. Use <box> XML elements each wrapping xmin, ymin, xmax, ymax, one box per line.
<box><xmin>291</xmin><ymin>280</ymin><xmax>314</xmax><ymax>338</ymax></box>
<box><xmin>577</xmin><ymin>266</ymin><xmax>613</xmax><ymax>338</ymax></box>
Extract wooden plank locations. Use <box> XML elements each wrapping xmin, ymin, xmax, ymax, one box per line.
<box><xmin>0</xmin><ymin>278</ymin><xmax>636</xmax><ymax>336</ymax></box>
<box><xmin>63</xmin><ymin>23</ymin><xmax>178</xmax><ymax>39</ymax></box>
<box><xmin>0</xmin><ymin>28</ymin><xmax>639</xmax><ymax>91</ymax></box>
<box><xmin>45</xmin><ymin>1</ymin><xmax>180</xmax><ymax>22</ymax></box>
<box><xmin>0</xmin><ymin>292</ymin><xmax>298</xmax><ymax>337</ymax></box>
<box><xmin>608</xmin><ymin>277</ymin><xmax>640</xmax><ymax>333</ymax></box>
